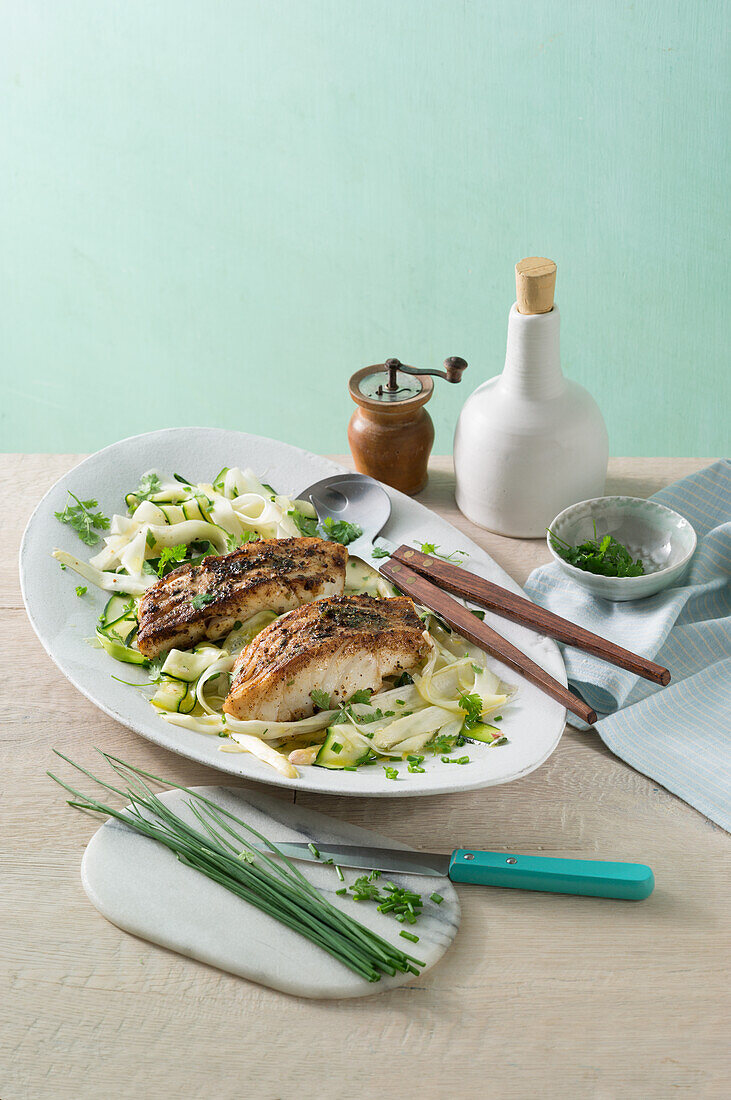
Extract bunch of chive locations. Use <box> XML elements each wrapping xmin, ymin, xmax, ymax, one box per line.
<box><xmin>48</xmin><ymin>751</ymin><xmax>424</xmax><ymax>983</ymax></box>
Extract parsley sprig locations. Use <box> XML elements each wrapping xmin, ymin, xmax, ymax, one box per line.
<box><xmin>133</xmin><ymin>472</ymin><xmax>162</xmax><ymax>503</ymax></box>
<box><xmin>190</xmin><ymin>592</ymin><xmax>216</xmax><ymax>611</ymax></box>
<box><xmin>55</xmin><ymin>492</ymin><xmax>110</xmax><ymax>546</ymax></box>
<box><xmin>414</xmin><ymin>541</ymin><xmax>468</xmax><ymax>563</ymax></box>
<box><xmin>288</xmin><ymin>509</ymin><xmax>363</xmax><ymax>546</ymax></box>
<box><xmin>458</xmin><ymin>691</ymin><xmax>484</xmax><ymax>730</ymax></box>
<box><xmin>549</xmin><ymin>522</ymin><xmax>645</xmax><ymax>577</ymax></box>
<box><xmin>157</xmin><ymin>543</ymin><xmax>187</xmax><ymax>577</ymax></box>
<box><xmin>320</xmin><ymin>516</ymin><xmax>362</xmax><ymax>545</ymax></box>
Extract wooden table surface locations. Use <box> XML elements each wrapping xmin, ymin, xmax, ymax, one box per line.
<box><xmin>2</xmin><ymin>455</ymin><xmax>728</xmax><ymax>1100</ymax></box>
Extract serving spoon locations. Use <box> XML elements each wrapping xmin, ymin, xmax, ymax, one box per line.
<box><xmin>298</xmin><ymin>472</ymin><xmax>393</xmax><ymax>562</ymax></box>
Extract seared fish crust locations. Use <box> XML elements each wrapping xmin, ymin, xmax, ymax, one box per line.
<box><xmin>223</xmin><ymin>594</ymin><xmax>429</xmax><ymax>722</ymax></box>
<box><xmin>137</xmin><ymin>537</ymin><xmax>347</xmax><ymax>657</ymax></box>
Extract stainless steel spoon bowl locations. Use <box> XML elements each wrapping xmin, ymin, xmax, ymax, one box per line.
<box><xmin>297</xmin><ymin>472</ymin><xmax>392</xmax><ymax>561</ymax></box>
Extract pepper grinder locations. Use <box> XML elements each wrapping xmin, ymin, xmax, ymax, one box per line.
<box><xmin>454</xmin><ymin>257</ymin><xmax>608</xmax><ymax>536</ymax></box>
<box><xmin>348</xmin><ymin>356</ymin><xmax>467</xmax><ymax>495</ymax></box>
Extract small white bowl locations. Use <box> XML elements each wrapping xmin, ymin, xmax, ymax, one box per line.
<box><xmin>547</xmin><ymin>496</ymin><xmax>697</xmax><ymax>602</ymax></box>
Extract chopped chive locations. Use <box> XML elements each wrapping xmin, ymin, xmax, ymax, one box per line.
<box><xmin>430</xmin><ymin>892</ymin><xmax>443</xmax><ymax>904</ymax></box>
<box><xmin>399</xmin><ymin>930</ymin><xmax>420</xmax><ymax>943</ymax></box>
<box><xmin>335</xmin><ymin>887</ymin><xmax>347</xmax><ymax>896</ymax></box>
<box><xmin>308</xmin><ymin>842</ymin><xmax>320</xmax><ymax>858</ymax></box>
<box><xmin>336</xmin><ymin>865</ymin><xmax>344</xmax><ymax>881</ymax></box>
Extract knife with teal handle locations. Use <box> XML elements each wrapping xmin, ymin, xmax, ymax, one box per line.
<box><xmin>254</xmin><ymin>841</ymin><xmax>655</xmax><ymax>901</ymax></box>
<box><xmin>448</xmin><ymin>849</ymin><xmax>654</xmax><ymax>899</ymax></box>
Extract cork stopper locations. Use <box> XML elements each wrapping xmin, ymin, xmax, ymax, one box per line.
<box><xmin>515</xmin><ymin>257</ymin><xmax>557</xmax><ymax>315</ymax></box>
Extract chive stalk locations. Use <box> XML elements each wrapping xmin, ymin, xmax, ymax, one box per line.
<box><xmin>49</xmin><ymin>750</ymin><xmax>425</xmax><ymax>982</ymax></box>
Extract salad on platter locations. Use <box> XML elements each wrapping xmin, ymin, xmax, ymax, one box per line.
<box><xmin>53</xmin><ymin>466</ymin><xmax>514</xmax><ymax>780</ymax></box>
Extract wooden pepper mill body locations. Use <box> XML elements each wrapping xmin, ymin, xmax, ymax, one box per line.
<box><xmin>348</xmin><ymin>367</ymin><xmax>435</xmax><ymax>495</ymax></box>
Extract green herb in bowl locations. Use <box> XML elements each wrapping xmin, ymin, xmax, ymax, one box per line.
<box><xmin>548</xmin><ymin>522</ymin><xmax>645</xmax><ymax>578</ymax></box>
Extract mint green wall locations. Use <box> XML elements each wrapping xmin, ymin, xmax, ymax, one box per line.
<box><xmin>1</xmin><ymin>1</ymin><xmax>728</xmax><ymax>456</ymax></box>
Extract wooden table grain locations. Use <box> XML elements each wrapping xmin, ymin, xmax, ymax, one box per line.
<box><xmin>2</xmin><ymin>455</ymin><xmax>728</xmax><ymax>1100</ymax></box>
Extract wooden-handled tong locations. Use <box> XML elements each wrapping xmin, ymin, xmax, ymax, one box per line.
<box><xmin>379</xmin><ymin>546</ymin><xmax>671</xmax><ymax>727</ymax></box>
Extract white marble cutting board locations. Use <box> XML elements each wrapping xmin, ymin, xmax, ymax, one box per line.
<box><xmin>82</xmin><ymin>785</ymin><xmax>460</xmax><ymax>999</ymax></box>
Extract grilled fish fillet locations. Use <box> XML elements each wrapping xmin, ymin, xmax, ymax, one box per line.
<box><xmin>223</xmin><ymin>594</ymin><xmax>430</xmax><ymax>722</ymax></box>
<box><xmin>137</xmin><ymin>537</ymin><xmax>347</xmax><ymax>658</ymax></box>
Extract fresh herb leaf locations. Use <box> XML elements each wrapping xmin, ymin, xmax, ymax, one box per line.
<box><xmin>429</xmin><ymin>731</ymin><xmax>459</xmax><ymax>755</ymax></box>
<box><xmin>321</xmin><ymin>516</ymin><xmax>363</xmax><ymax>546</ymax></box>
<box><xmin>133</xmin><ymin>472</ymin><xmax>162</xmax><ymax>502</ymax></box>
<box><xmin>393</xmin><ymin>671</ymin><xmax>414</xmax><ymax>687</ymax></box>
<box><xmin>414</xmin><ymin>541</ymin><xmax>468</xmax><ymax>563</ymax></box>
<box><xmin>548</xmin><ymin>522</ymin><xmax>645</xmax><ymax>578</ymax></box>
<box><xmin>75</xmin><ymin>586</ymin><xmax>87</xmax><ymax>597</ymax></box>
<box><xmin>371</xmin><ymin>546</ymin><xmax>391</xmax><ymax>559</ymax></box>
<box><xmin>288</xmin><ymin>509</ymin><xmax>363</xmax><ymax>546</ymax></box>
<box><xmin>157</xmin><ymin>544</ymin><xmax>187</xmax><ymax>577</ymax></box>
<box><xmin>188</xmin><ymin>540</ymin><xmax>220</xmax><ymax>566</ymax></box>
<box><xmin>351</xmin><ymin>707</ymin><xmax>395</xmax><ymax>724</ymax></box>
<box><xmin>190</xmin><ymin>592</ymin><xmax>216</xmax><ymax>610</ymax></box>
<box><xmin>55</xmin><ymin>492</ymin><xmax>110</xmax><ymax>546</ymax></box>
<box><xmin>310</xmin><ymin>688</ymin><xmax>332</xmax><ymax>711</ymax></box>
<box><xmin>458</xmin><ymin>692</ymin><xmax>484</xmax><ymax>730</ymax></box>
<box><xmin>470</xmin><ymin>609</ymin><xmax>486</xmax><ymax>621</ymax></box>
<box><xmin>348</xmin><ymin>688</ymin><xmax>373</xmax><ymax>705</ymax></box>
<box><xmin>240</xmin><ymin>531</ymin><xmax>260</xmax><ymax>544</ymax></box>
<box><xmin>289</xmin><ymin>509</ymin><xmax>319</xmax><ymax>537</ymax></box>
<box><xmin>329</xmin><ymin>709</ymin><xmax>350</xmax><ymax>726</ymax></box>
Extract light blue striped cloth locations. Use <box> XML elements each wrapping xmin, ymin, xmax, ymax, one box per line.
<box><xmin>525</xmin><ymin>460</ymin><xmax>731</xmax><ymax>831</ymax></box>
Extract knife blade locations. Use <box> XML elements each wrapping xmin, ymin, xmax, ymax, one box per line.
<box><xmin>254</xmin><ymin>842</ymin><xmax>450</xmax><ymax>878</ymax></box>
<box><xmin>254</xmin><ymin>841</ymin><xmax>655</xmax><ymax>900</ymax></box>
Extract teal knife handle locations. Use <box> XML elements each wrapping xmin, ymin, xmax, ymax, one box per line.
<box><xmin>449</xmin><ymin>850</ymin><xmax>654</xmax><ymax>900</ymax></box>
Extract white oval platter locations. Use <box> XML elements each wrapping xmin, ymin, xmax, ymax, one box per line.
<box><xmin>20</xmin><ymin>427</ymin><xmax>567</xmax><ymax>797</ymax></box>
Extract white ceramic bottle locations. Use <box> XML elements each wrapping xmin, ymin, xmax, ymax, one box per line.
<box><xmin>454</xmin><ymin>257</ymin><xmax>608</xmax><ymax>537</ymax></box>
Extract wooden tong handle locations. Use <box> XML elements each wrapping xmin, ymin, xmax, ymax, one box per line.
<box><xmin>380</xmin><ymin>558</ymin><xmax>597</xmax><ymax>726</ymax></box>
<box><xmin>392</xmin><ymin>546</ymin><xmax>671</xmax><ymax>687</ymax></box>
